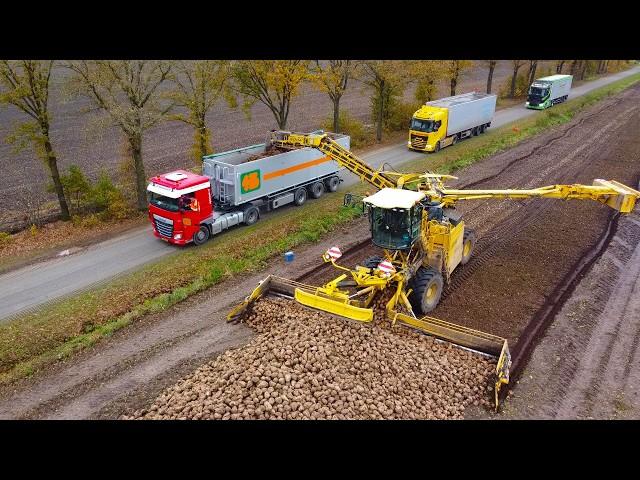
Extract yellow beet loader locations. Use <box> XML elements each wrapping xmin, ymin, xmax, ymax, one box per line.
<box><xmin>228</xmin><ymin>130</ymin><xmax>640</xmax><ymax>409</ymax></box>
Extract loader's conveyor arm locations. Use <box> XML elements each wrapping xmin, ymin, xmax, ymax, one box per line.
<box><xmin>436</xmin><ymin>179</ymin><xmax>640</xmax><ymax>213</ymax></box>
<box><xmin>269</xmin><ymin>131</ymin><xmax>398</xmax><ymax>190</ymax></box>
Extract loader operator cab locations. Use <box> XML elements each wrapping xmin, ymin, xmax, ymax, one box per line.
<box><xmin>363</xmin><ymin>188</ymin><xmax>425</xmax><ymax>250</ymax></box>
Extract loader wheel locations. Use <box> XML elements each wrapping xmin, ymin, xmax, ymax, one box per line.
<box><xmin>243</xmin><ymin>206</ymin><xmax>259</xmax><ymax>226</ymax></box>
<box><xmin>294</xmin><ymin>187</ymin><xmax>307</xmax><ymax>206</ymax></box>
<box><xmin>362</xmin><ymin>256</ymin><xmax>384</xmax><ymax>271</ymax></box>
<box><xmin>309</xmin><ymin>181</ymin><xmax>325</xmax><ymax>199</ymax></box>
<box><xmin>461</xmin><ymin>229</ymin><xmax>476</xmax><ymax>265</ymax></box>
<box><xmin>409</xmin><ymin>267</ymin><xmax>444</xmax><ymax>314</ymax></box>
<box><xmin>193</xmin><ymin>225</ymin><xmax>210</xmax><ymax>246</ymax></box>
<box><xmin>325</xmin><ymin>176</ymin><xmax>340</xmax><ymax>192</ymax></box>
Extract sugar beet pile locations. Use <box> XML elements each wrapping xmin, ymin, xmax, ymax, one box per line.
<box><xmin>124</xmin><ymin>297</ymin><xmax>496</xmax><ymax>420</ymax></box>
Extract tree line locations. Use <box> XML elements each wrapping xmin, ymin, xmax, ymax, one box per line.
<box><xmin>0</xmin><ymin>59</ymin><xmax>633</xmax><ymax>220</ymax></box>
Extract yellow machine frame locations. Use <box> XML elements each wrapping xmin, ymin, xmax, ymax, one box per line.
<box><xmin>228</xmin><ymin>130</ymin><xmax>640</xmax><ymax>409</ymax></box>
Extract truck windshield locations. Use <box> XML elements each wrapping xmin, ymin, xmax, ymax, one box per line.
<box><xmin>410</xmin><ymin>118</ymin><xmax>436</xmax><ymax>133</ymax></box>
<box><xmin>529</xmin><ymin>87</ymin><xmax>548</xmax><ymax>97</ymax></box>
<box><xmin>148</xmin><ymin>192</ymin><xmax>180</xmax><ymax>212</ymax></box>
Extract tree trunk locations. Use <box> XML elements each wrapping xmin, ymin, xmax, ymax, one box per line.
<box><xmin>450</xmin><ymin>76</ymin><xmax>457</xmax><ymax>96</ymax></box>
<box><xmin>332</xmin><ymin>97</ymin><xmax>340</xmax><ymax>133</ymax></box>
<box><xmin>580</xmin><ymin>61</ymin><xmax>588</xmax><ymax>80</ymax></box>
<box><xmin>376</xmin><ymin>84</ymin><xmax>384</xmax><ymax>142</ymax></box>
<box><xmin>570</xmin><ymin>60</ymin><xmax>579</xmax><ymax>76</ymax></box>
<box><xmin>486</xmin><ymin>61</ymin><xmax>496</xmax><ymax>94</ymax></box>
<box><xmin>129</xmin><ymin>133</ymin><xmax>147</xmax><ymax>211</ymax></box>
<box><xmin>510</xmin><ymin>68</ymin><xmax>518</xmax><ymax>98</ymax></box>
<box><xmin>43</xmin><ymin>137</ymin><xmax>70</xmax><ymax>221</ymax></box>
<box><xmin>556</xmin><ymin>60</ymin><xmax>565</xmax><ymax>74</ymax></box>
<box><xmin>528</xmin><ymin>61</ymin><xmax>538</xmax><ymax>85</ymax></box>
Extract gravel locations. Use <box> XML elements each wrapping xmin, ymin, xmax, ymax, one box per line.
<box><xmin>124</xmin><ymin>297</ymin><xmax>496</xmax><ymax>420</ymax></box>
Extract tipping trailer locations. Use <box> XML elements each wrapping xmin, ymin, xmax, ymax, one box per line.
<box><xmin>147</xmin><ymin>131</ymin><xmax>349</xmax><ymax>246</ymax></box>
<box><xmin>526</xmin><ymin>74</ymin><xmax>573</xmax><ymax>109</ymax></box>
<box><xmin>408</xmin><ymin>92</ymin><xmax>497</xmax><ymax>153</ymax></box>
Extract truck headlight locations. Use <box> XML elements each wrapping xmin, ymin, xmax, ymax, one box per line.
<box><xmin>174</xmin><ymin>233</ymin><xmax>182</xmax><ymax>240</ymax></box>
<box><xmin>525</xmin><ymin>101</ymin><xmax>529</xmax><ymax>105</ymax></box>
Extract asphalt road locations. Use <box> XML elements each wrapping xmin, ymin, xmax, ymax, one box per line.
<box><xmin>2</xmin><ymin>66</ymin><xmax>639</xmax><ymax>322</ymax></box>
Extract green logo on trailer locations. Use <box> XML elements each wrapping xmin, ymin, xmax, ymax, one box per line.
<box><xmin>241</xmin><ymin>169</ymin><xmax>261</xmax><ymax>194</ymax></box>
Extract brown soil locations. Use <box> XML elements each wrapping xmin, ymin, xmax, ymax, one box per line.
<box><xmin>0</xmin><ymin>82</ymin><xmax>638</xmax><ymax>419</ymax></box>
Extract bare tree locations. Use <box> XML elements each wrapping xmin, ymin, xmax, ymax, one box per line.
<box><xmin>510</xmin><ymin>60</ymin><xmax>526</xmax><ymax>98</ymax></box>
<box><xmin>527</xmin><ymin>60</ymin><xmax>539</xmax><ymax>85</ymax></box>
<box><xmin>556</xmin><ymin>60</ymin><xmax>566</xmax><ymax>74</ymax></box>
<box><xmin>309</xmin><ymin>60</ymin><xmax>356</xmax><ymax>133</ymax></box>
<box><xmin>0</xmin><ymin>60</ymin><xmax>71</xmax><ymax>220</ymax></box>
<box><xmin>167</xmin><ymin>60</ymin><xmax>230</xmax><ymax>165</ymax></box>
<box><xmin>228</xmin><ymin>60</ymin><xmax>309</xmax><ymax>129</ymax></box>
<box><xmin>65</xmin><ymin>60</ymin><xmax>173</xmax><ymax>210</ymax></box>
<box><xmin>446</xmin><ymin>60</ymin><xmax>473</xmax><ymax>96</ymax></box>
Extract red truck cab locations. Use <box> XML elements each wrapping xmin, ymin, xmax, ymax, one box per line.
<box><xmin>147</xmin><ymin>170</ymin><xmax>213</xmax><ymax>245</ymax></box>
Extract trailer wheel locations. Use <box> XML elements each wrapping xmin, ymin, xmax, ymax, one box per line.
<box><xmin>472</xmin><ymin>127</ymin><xmax>479</xmax><ymax>136</ymax></box>
<box><xmin>325</xmin><ymin>176</ymin><xmax>340</xmax><ymax>192</ymax></box>
<box><xmin>309</xmin><ymin>181</ymin><xmax>325</xmax><ymax>199</ymax></box>
<box><xmin>461</xmin><ymin>228</ymin><xmax>476</xmax><ymax>265</ymax></box>
<box><xmin>480</xmin><ymin>124</ymin><xmax>486</xmax><ymax>134</ymax></box>
<box><xmin>409</xmin><ymin>267</ymin><xmax>444</xmax><ymax>314</ymax></box>
<box><xmin>294</xmin><ymin>187</ymin><xmax>307</xmax><ymax>206</ymax></box>
<box><xmin>243</xmin><ymin>206</ymin><xmax>259</xmax><ymax>226</ymax></box>
<box><xmin>193</xmin><ymin>225</ymin><xmax>210</xmax><ymax>246</ymax></box>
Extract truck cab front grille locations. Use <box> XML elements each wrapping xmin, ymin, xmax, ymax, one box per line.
<box><xmin>410</xmin><ymin>134</ymin><xmax>428</xmax><ymax>149</ymax></box>
<box><xmin>153</xmin><ymin>214</ymin><xmax>174</xmax><ymax>238</ymax></box>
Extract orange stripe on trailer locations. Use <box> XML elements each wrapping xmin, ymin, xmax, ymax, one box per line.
<box><xmin>263</xmin><ymin>155</ymin><xmax>332</xmax><ymax>181</ymax></box>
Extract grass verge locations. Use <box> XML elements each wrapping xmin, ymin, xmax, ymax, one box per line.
<box><xmin>1</xmin><ymin>71</ymin><xmax>639</xmax><ymax>386</ymax></box>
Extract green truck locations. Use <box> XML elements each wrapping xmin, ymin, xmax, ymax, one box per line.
<box><xmin>526</xmin><ymin>74</ymin><xmax>573</xmax><ymax>110</ymax></box>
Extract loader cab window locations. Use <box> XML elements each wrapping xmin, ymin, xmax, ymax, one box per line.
<box><xmin>148</xmin><ymin>192</ymin><xmax>180</xmax><ymax>212</ymax></box>
<box><xmin>368</xmin><ymin>205</ymin><xmax>422</xmax><ymax>250</ymax></box>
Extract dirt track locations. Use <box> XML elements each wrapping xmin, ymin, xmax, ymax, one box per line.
<box><xmin>1</xmin><ymin>83</ymin><xmax>639</xmax><ymax>419</ymax></box>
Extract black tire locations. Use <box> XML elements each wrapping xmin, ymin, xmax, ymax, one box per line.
<box><xmin>472</xmin><ymin>126</ymin><xmax>479</xmax><ymax>136</ymax></box>
<box><xmin>409</xmin><ymin>267</ymin><xmax>444</xmax><ymax>314</ymax></box>
<box><xmin>325</xmin><ymin>176</ymin><xmax>340</xmax><ymax>192</ymax></box>
<box><xmin>362</xmin><ymin>255</ymin><xmax>383</xmax><ymax>270</ymax></box>
<box><xmin>480</xmin><ymin>124</ymin><xmax>486</xmax><ymax>134</ymax></box>
<box><xmin>461</xmin><ymin>228</ymin><xmax>476</xmax><ymax>265</ymax></box>
<box><xmin>433</xmin><ymin>141</ymin><xmax>441</xmax><ymax>153</ymax></box>
<box><xmin>243</xmin><ymin>206</ymin><xmax>259</xmax><ymax>226</ymax></box>
<box><xmin>192</xmin><ymin>225</ymin><xmax>210</xmax><ymax>246</ymax></box>
<box><xmin>309</xmin><ymin>181</ymin><xmax>324</xmax><ymax>199</ymax></box>
<box><xmin>293</xmin><ymin>187</ymin><xmax>307</xmax><ymax>206</ymax></box>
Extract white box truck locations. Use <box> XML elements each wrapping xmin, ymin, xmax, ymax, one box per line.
<box><xmin>408</xmin><ymin>92</ymin><xmax>497</xmax><ymax>153</ymax></box>
<box><xmin>526</xmin><ymin>74</ymin><xmax>573</xmax><ymax>110</ymax></box>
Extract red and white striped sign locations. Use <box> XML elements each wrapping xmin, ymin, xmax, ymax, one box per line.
<box><xmin>326</xmin><ymin>246</ymin><xmax>343</xmax><ymax>260</ymax></box>
<box><xmin>377</xmin><ymin>260</ymin><xmax>396</xmax><ymax>275</ymax></box>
